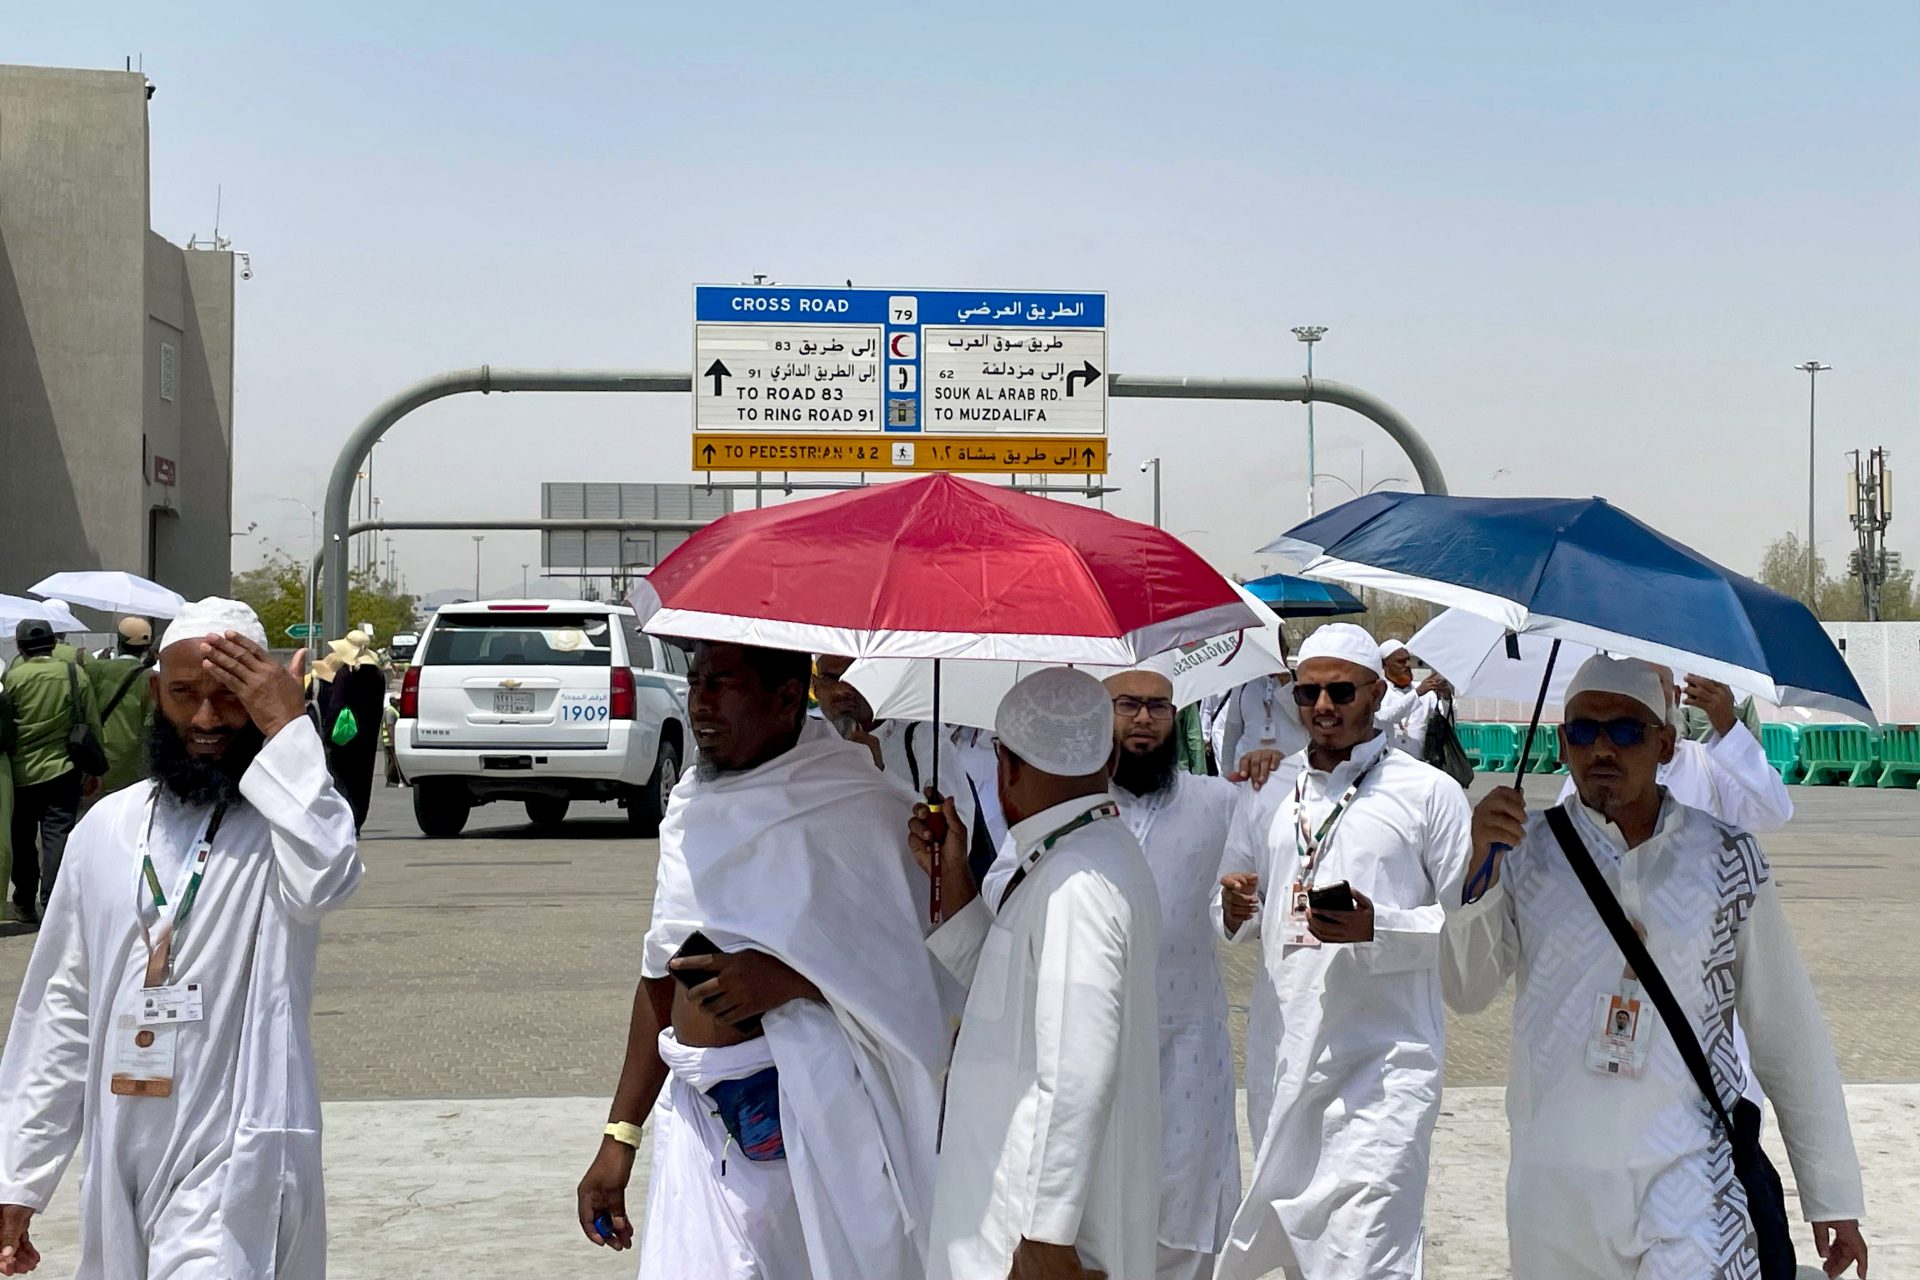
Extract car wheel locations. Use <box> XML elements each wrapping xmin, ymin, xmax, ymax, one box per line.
<box><xmin>525</xmin><ymin>797</ymin><xmax>570</xmax><ymax>828</ymax></box>
<box><xmin>414</xmin><ymin>780</ymin><xmax>472</xmax><ymax>838</ymax></box>
<box><xmin>628</xmin><ymin>740</ymin><xmax>680</xmax><ymax>837</ymax></box>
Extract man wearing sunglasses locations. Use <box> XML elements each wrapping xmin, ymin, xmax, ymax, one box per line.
<box><xmin>1552</xmin><ymin>666</ymin><xmax>1792</xmax><ymax>837</ymax></box>
<box><xmin>1213</xmin><ymin>623</ymin><xmax>1472</xmax><ymax>1280</ymax></box>
<box><xmin>1445</xmin><ymin>655</ymin><xmax>1866</xmax><ymax>1280</ymax></box>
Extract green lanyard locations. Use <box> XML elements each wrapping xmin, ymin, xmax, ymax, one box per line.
<box><xmin>997</xmin><ymin>800</ymin><xmax>1121</xmax><ymax>910</ymax></box>
<box><xmin>1293</xmin><ymin>751</ymin><xmax>1384</xmax><ymax>886</ymax></box>
<box><xmin>139</xmin><ymin>795</ymin><xmax>228</xmax><ymax>985</ymax></box>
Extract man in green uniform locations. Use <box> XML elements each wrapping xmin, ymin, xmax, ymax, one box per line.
<box><xmin>0</xmin><ymin>680</ymin><xmax>15</xmax><ymax>922</ymax></box>
<box><xmin>5</xmin><ymin>619</ymin><xmax>101</xmax><ymax>922</ymax></box>
<box><xmin>85</xmin><ymin>616</ymin><xmax>156</xmax><ymax>797</ymax></box>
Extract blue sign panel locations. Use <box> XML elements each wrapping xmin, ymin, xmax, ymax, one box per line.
<box><xmin>693</xmin><ymin>285</ymin><xmax>1106</xmax><ymax>436</ymax></box>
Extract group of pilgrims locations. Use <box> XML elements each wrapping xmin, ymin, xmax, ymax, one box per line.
<box><xmin>0</xmin><ymin>598</ymin><xmax>1869</xmax><ymax>1279</ymax></box>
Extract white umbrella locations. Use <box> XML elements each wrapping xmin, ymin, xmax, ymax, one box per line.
<box><xmin>846</xmin><ymin>584</ymin><xmax>1290</xmax><ymax>731</ymax></box>
<box><xmin>29</xmin><ymin>571</ymin><xmax>185</xmax><ymax>619</ymax></box>
<box><xmin>1408</xmin><ymin>609</ymin><xmax>1581</xmax><ymax>707</ymax></box>
<box><xmin>0</xmin><ymin>594</ymin><xmax>87</xmax><ymax>633</ymax></box>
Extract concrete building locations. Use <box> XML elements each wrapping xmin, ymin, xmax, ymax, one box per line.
<box><xmin>0</xmin><ymin>63</ymin><xmax>236</xmax><ymax>601</ymax></box>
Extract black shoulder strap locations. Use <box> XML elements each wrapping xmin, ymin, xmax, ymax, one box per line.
<box><xmin>101</xmin><ymin>662</ymin><xmax>146</xmax><ymax>720</ymax></box>
<box><xmin>1544</xmin><ymin>806</ymin><xmax>1736</xmax><ymax>1137</ymax></box>
<box><xmin>64</xmin><ymin>658</ymin><xmax>83</xmax><ymax>715</ymax></box>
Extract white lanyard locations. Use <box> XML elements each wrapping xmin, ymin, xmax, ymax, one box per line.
<box><xmin>1117</xmin><ymin>785</ymin><xmax>1170</xmax><ymax>849</ymax></box>
<box><xmin>1292</xmin><ymin>751</ymin><xmax>1384</xmax><ymax>888</ymax></box>
<box><xmin>135</xmin><ymin>788</ymin><xmax>222</xmax><ymax>987</ymax></box>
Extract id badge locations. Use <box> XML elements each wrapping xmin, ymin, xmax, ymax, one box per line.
<box><xmin>137</xmin><ymin>983</ymin><xmax>204</xmax><ymax>1027</ymax></box>
<box><xmin>110</xmin><ymin>1012</ymin><xmax>177</xmax><ymax>1098</ymax></box>
<box><xmin>1586</xmin><ymin>992</ymin><xmax>1653</xmax><ymax>1079</ymax></box>
<box><xmin>1281</xmin><ymin>880</ymin><xmax>1321</xmax><ymax>949</ymax></box>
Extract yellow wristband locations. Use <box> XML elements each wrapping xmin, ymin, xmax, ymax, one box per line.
<box><xmin>603</xmin><ymin>1121</ymin><xmax>645</xmax><ymax>1149</ymax></box>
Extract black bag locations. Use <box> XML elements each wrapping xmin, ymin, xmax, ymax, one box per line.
<box><xmin>1421</xmin><ymin>696</ymin><xmax>1475</xmax><ymax>788</ymax></box>
<box><xmin>1544</xmin><ymin>807</ymin><xmax>1797</xmax><ymax>1279</ymax></box>
<box><xmin>64</xmin><ymin>661</ymin><xmax>109</xmax><ymax>777</ymax></box>
<box><xmin>0</xmin><ymin>689</ymin><xmax>17</xmax><ymax>757</ymax></box>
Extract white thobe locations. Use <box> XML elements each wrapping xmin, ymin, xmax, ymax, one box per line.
<box><xmin>1377</xmin><ymin>685</ymin><xmax>1440</xmax><ymax>758</ymax></box>
<box><xmin>1556</xmin><ymin>723</ymin><xmax>1793</xmax><ymax>835</ymax></box>
<box><xmin>1213</xmin><ymin>676</ymin><xmax>1308</xmax><ymax>774</ymax></box>
<box><xmin>926</xmin><ymin>796</ymin><xmax>1162</xmax><ymax>1280</ymax></box>
<box><xmin>1212</xmin><ymin>765</ymin><xmax>1303</xmax><ymax>1153</ymax></box>
<box><xmin>0</xmin><ymin>720</ymin><xmax>363</xmax><ymax>1279</ymax></box>
<box><xmin>1443</xmin><ymin>796</ymin><xmax>1862</xmax><ymax>1279</ymax></box>
<box><xmin>1215</xmin><ymin>735</ymin><xmax>1472</xmax><ymax>1280</ymax></box>
<box><xmin>1112</xmin><ymin>773</ymin><xmax>1240</xmax><ymax>1272</ymax></box>
<box><xmin>640</xmin><ymin>721</ymin><xmax>951</xmax><ymax>1280</ymax></box>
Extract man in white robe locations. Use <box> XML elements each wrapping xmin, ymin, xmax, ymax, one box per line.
<box><xmin>576</xmin><ymin>641</ymin><xmax>949</xmax><ymax>1280</ymax></box>
<box><xmin>0</xmin><ymin>598</ymin><xmax>363</xmax><ymax>1279</ymax></box>
<box><xmin>1212</xmin><ymin>671</ymin><xmax>1308</xmax><ymax>773</ymax></box>
<box><xmin>912</xmin><ymin>667</ymin><xmax>1161</xmax><ymax>1280</ymax></box>
<box><xmin>1555</xmin><ymin>669</ymin><xmax>1792</xmax><ymax>835</ymax></box>
<box><xmin>1375</xmin><ymin>639</ymin><xmax>1449</xmax><ymax>759</ymax></box>
<box><xmin>1446</xmin><ymin>655</ymin><xmax>1867</xmax><ymax>1279</ymax></box>
<box><xmin>1104</xmin><ymin>671</ymin><xmax>1239</xmax><ymax>1280</ymax></box>
<box><xmin>1213</xmin><ymin>623</ymin><xmax>1472</xmax><ymax>1280</ymax></box>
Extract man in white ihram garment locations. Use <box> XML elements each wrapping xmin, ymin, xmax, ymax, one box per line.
<box><xmin>911</xmin><ymin>667</ymin><xmax>1161</xmax><ymax>1280</ymax></box>
<box><xmin>1212</xmin><ymin>623</ymin><xmax>1472</xmax><ymax>1280</ymax></box>
<box><xmin>576</xmin><ymin>641</ymin><xmax>949</xmax><ymax>1279</ymax></box>
<box><xmin>0</xmin><ymin>598</ymin><xmax>363</xmax><ymax>1279</ymax></box>
<box><xmin>1103</xmin><ymin>670</ymin><xmax>1239</xmax><ymax>1280</ymax></box>
<box><xmin>1555</xmin><ymin>666</ymin><xmax>1792</xmax><ymax>836</ymax></box>
<box><xmin>1447</xmin><ymin>654</ymin><xmax>1867</xmax><ymax>1279</ymax></box>
<box><xmin>1212</xmin><ymin>668</ymin><xmax>1307</xmax><ymax>773</ymax></box>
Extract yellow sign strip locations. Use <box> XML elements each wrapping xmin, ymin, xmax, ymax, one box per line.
<box><xmin>691</xmin><ymin>434</ymin><xmax>1107</xmax><ymax>474</ymax></box>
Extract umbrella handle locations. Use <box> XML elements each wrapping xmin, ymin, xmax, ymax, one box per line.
<box><xmin>1466</xmin><ymin>638</ymin><xmax>1563</xmax><ymax>905</ymax></box>
<box><xmin>929</xmin><ymin>661</ymin><xmax>945</xmax><ymax>925</ymax></box>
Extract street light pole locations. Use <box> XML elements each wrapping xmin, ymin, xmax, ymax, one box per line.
<box><xmin>1292</xmin><ymin>326</ymin><xmax>1328</xmax><ymax>516</ymax></box>
<box><xmin>1795</xmin><ymin>361</ymin><xmax>1831</xmax><ymax>602</ymax></box>
<box><xmin>521</xmin><ymin>562</ymin><xmax>530</xmax><ymax>597</ymax></box>
<box><xmin>472</xmin><ymin>535</ymin><xmax>485</xmax><ymax>600</ymax></box>
<box><xmin>1139</xmin><ymin>458</ymin><xmax>1162</xmax><ymax>528</ymax></box>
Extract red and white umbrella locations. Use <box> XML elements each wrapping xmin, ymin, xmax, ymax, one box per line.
<box><xmin>630</xmin><ymin>472</ymin><xmax>1257</xmax><ymax>920</ymax></box>
<box><xmin>631</xmin><ymin>472</ymin><xmax>1254</xmax><ymax>664</ymax></box>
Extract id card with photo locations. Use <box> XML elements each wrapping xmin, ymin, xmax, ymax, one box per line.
<box><xmin>136</xmin><ymin>982</ymin><xmax>203</xmax><ymax>1027</ymax></box>
<box><xmin>110</xmin><ymin>1012</ymin><xmax>176</xmax><ymax>1098</ymax></box>
<box><xmin>1586</xmin><ymin>993</ymin><xmax>1653</xmax><ymax>1079</ymax></box>
<box><xmin>1281</xmin><ymin>880</ymin><xmax>1322</xmax><ymax>949</ymax></box>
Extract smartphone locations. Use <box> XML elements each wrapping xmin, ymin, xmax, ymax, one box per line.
<box><xmin>670</xmin><ymin>931</ymin><xmax>762</xmax><ymax>1035</ymax></box>
<box><xmin>670</xmin><ymin>930</ymin><xmax>721</xmax><ymax>989</ymax></box>
<box><xmin>1307</xmin><ymin>881</ymin><xmax>1357</xmax><ymax>913</ymax></box>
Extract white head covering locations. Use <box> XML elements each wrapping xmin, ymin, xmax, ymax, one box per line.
<box><xmin>1564</xmin><ymin>654</ymin><xmax>1667</xmax><ymax>722</ymax></box>
<box><xmin>160</xmin><ymin>596</ymin><xmax>269</xmax><ymax>654</ymax></box>
<box><xmin>1299</xmin><ymin>622</ymin><xmax>1387</xmax><ymax>678</ymax></box>
<box><xmin>994</xmin><ymin>667</ymin><xmax>1114</xmax><ymax>776</ymax></box>
<box><xmin>327</xmin><ymin>628</ymin><xmax>381</xmax><ymax>667</ymax></box>
<box><xmin>1378</xmin><ymin>636</ymin><xmax>1408</xmax><ymax>659</ymax></box>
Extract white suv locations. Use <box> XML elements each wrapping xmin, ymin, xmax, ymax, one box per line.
<box><xmin>393</xmin><ymin>601</ymin><xmax>689</xmax><ymax>837</ymax></box>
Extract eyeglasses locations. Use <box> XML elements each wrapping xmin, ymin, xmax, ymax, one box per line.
<box><xmin>1112</xmin><ymin>696</ymin><xmax>1176</xmax><ymax>721</ymax></box>
<box><xmin>1564</xmin><ymin>717</ymin><xmax>1658</xmax><ymax>748</ymax></box>
<box><xmin>1290</xmin><ymin>681</ymin><xmax>1360</xmax><ymax>707</ymax></box>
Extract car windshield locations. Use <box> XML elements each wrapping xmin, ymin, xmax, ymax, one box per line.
<box><xmin>389</xmin><ymin>636</ymin><xmax>419</xmax><ymax>661</ymax></box>
<box><xmin>421</xmin><ymin>614</ymin><xmax>612</xmax><ymax>667</ymax></box>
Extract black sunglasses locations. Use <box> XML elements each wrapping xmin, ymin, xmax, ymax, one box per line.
<box><xmin>1564</xmin><ymin>717</ymin><xmax>1659</xmax><ymax>748</ymax></box>
<box><xmin>1291</xmin><ymin>681</ymin><xmax>1360</xmax><ymax>707</ymax></box>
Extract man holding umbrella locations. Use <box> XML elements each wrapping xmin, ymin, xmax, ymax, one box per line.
<box><xmin>1447</xmin><ymin>654</ymin><xmax>1867</xmax><ymax>1279</ymax></box>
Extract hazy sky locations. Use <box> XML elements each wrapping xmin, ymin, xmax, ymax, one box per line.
<box><xmin>15</xmin><ymin>1</ymin><xmax>1919</xmax><ymax>600</ymax></box>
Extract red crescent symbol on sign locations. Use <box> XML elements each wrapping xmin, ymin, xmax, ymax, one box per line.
<box><xmin>889</xmin><ymin>333</ymin><xmax>914</xmax><ymax>358</ymax></box>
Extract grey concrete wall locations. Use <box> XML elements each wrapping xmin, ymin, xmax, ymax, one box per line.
<box><xmin>169</xmin><ymin>247</ymin><xmax>235</xmax><ymax>599</ymax></box>
<box><xmin>0</xmin><ymin>65</ymin><xmax>150</xmax><ymax>589</ymax></box>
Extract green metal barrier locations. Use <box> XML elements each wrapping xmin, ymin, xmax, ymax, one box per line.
<box><xmin>1877</xmin><ymin>725</ymin><xmax>1920</xmax><ymax>789</ymax></box>
<box><xmin>1760</xmin><ymin>723</ymin><xmax>1804</xmax><ymax>784</ymax></box>
<box><xmin>1524</xmin><ymin>727</ymin><xmax>1565</xmax><ymax>775</ymax></box>
<box><xmin>1454</xmin><ymin>723</ymin><xmax>1485</xmax><ymax>769</ymax></box>
<box><xmin>1477</xmin><ymin>723</ymin><xmax>1521</xmax><ymax>774</ymax></box>
<box><xmin>1798</xmin><ymin>725</ymin><xmax>1882</xmax><ymax>787</ymax></box>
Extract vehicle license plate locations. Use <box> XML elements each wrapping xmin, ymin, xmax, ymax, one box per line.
<box><xmin>493</xmin><ymin>691</ymin><xmax>535</xmax><ymax>715</ymax></box>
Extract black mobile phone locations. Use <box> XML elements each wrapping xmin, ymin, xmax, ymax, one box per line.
<box><xmin>1307</xmin><ymin>881</ymin><xmax>1357</xmax><ymax>913</ymax></box>
<box><xmin>670</xmin><ymin>930</ymin><xmax>721</xmax><ymax>988</ymax></box>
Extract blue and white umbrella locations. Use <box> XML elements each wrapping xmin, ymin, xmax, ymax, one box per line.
<box><xmin>1263</xmin><ymin>492</ymin><xmax>1874</xmax><ymax>726</ymax></box>
<box><xmin>1239</xmin><ymin>572</ymin><xmax>1366</xmax><ymax>618</ymax></box>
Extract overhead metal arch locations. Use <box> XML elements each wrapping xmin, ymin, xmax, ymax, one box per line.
<box><xmin>321</xmin><ymin>366</ymin><xmax>1447</xmax><ymax>637</ymax></box>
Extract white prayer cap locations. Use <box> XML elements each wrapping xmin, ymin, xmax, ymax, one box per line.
<box><xmin>1378</xmin><ymin>637</ymin><xmax>1408</xmax><ymax>658</ymax></box>
<box><xmin>995</xmin><ymin>667</ymin><xmax>1115</xmax><ymax>777</ymax></box>
<box><xmin>160</xmin><ymin>597</ymin><xmax>269</xmax><ymax>654</ymax></box>
<box><xmin>1564</xmin><ymin>654</ymin><xmax>1666</xmax><ymax>722</ymax></box>
<box><xmin>1298</xmin><ymin>623</ymin><xmax>1386</xmax><ymax>678</ymax></box>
